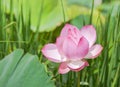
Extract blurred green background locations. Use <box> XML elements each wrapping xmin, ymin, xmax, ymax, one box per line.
<box><xmin>0</xmin><ymin>0</ymin><xmax>120</xmax><ymax>87</ymax></box>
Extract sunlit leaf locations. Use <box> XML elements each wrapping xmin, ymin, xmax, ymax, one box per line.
<box><xmin>2</xmin><ymin>0</ymin><xmax>101</xmax><ymax>32</ymax></box>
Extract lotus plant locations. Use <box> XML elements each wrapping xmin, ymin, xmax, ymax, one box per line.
<box><xmin>42</xmin><ymin>24</ymin><xmax>103</xmax><ymax>74</ymax></box>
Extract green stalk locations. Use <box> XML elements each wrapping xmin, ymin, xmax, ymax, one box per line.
<box><xmin>89</xmin><ymin>0</ymin><xmax>94</xmax><ymax>24</ymax></box>
<box><xmin>111</xmin><ymin>64</ymin><xmax>120</xmax><ymax>87</ymax></box>
<box><xmin>77</xmin><ymin>72</ymin><xmax>80</xmax><ymax>87</ymax></box>
<box><xmin>60</xmin><ymin>0</ymin><xmax>66</xmax><ymax>23</ymax></box>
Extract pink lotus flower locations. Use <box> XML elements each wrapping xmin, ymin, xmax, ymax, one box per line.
<box><xmin>42</xmin><ymin>24</ymin><xmax>103</xmax><ymax>74</ymax></box>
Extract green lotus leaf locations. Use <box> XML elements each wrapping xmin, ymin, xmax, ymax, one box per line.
<box><xmin>0</xmin><ymin>49</ymin><xmax>55</xmax><ymax>87</ymax></box>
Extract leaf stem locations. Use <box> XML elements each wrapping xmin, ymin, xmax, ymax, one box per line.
<box><xmin>77</xmin><ymin>72</ymin><xmax>80</xmax><ymax>87</ymax></box>
<box><xmin>60</xmin><ymin>0</ymin><xmax>66</xmax><ymax>23</ymax></box>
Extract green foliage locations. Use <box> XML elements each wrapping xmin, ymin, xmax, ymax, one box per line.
<box><xmin>0</xmin><ymin>0</ymin><xmax>120</xmax><ymax>87</ymax></box>
<box><xmin>97</xmin><ymin>1</ymin><xmax>120</xmax><ymax>16</ymax></box>
<box><xmin>0</xmin><ymin>49</ymin><xmax>55</xmax><ymax>87</ymax></box>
